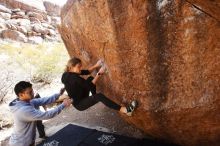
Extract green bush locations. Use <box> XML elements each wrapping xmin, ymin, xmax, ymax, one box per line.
<box><xmin>0</xmin><ymin>41</ymin><xmax>69</xmax><ymax>84</ymax></box>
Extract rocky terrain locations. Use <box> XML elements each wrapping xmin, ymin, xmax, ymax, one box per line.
<box><xmin>0</xmin><ymin>0</ymin><xmax>63</xmax><ymax>43</ymax></box>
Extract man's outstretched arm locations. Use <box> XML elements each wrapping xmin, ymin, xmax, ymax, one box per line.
<box><xmin>31</xmin><ymin>88</ymin><xmax>66</xmax><ymax>107</ymax></box>
<box><xmin>24</xmin><ymin>99</ymin><xmax>72</xmax><ymax>121</ymax></box>
<box><xmin>30</xmin><ymin>93</ymin><xmax>60</xmax><ymax>107</ymax></box>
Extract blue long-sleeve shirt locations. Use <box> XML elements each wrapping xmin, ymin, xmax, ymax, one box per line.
<box><xmin>9</xmin><ymin>93</ymin><xmax>65</xmax><ymax>146</ymax></box>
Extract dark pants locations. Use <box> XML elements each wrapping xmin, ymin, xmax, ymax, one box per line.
<box><xmin>86</xmin><ymin>76</ymin><xmax>96</xmax><ymax>95</ymax></box>
<box><xmin>74</xmin><ymin>77</ymin><xmax>121</xmax><ymax>111</ymax></box>
<box><xmin>29</xmin><ymin>143</ymin><xmax>35</xmax><ymax>146</ymax></box>
<box><xmin>36</xmin><ymin>120</ymin><xmax>45</xmax><ymax>138</ymax></box>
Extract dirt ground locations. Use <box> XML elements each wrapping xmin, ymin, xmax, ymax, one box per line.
<box><xmin>0</xmin><ymin>102</ymin><xmax>145</xmax><ymax>146</ymax></box>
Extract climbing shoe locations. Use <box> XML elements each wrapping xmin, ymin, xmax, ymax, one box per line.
<box><xmin>126</xmin><ymin>100</ymin><xmax>138</xmax><ymax>116</ymax></box>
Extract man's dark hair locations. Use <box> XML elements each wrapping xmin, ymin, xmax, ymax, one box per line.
<box><xmin>14</xmin><ymin>81</ymin><xmax>32</xmax><ymax>96</ymax></box>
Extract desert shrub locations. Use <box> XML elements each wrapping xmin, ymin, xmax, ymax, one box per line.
<box><xmin>0</xmin><ymin>70</ymin><xmax>13</xmax><ymax>103</ymax></box>
<box><xmin>0</xmin><ymin>41</ymin><xmax>68</xmax><ymax>100</ymax></box>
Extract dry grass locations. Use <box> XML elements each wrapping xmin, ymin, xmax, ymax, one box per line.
<box><xmin>0</xmin><ymin>41</ymin><xmax>68</xmax><ymax>83</ymax></box>
<box><xmin>0</xmin><ymin>40</ymin><xmax>69</xmax><ymax>103</ymax></box>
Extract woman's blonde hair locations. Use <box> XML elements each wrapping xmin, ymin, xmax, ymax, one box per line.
<box><xmin>65</xmin><ymin>57</ymin><xmax>82</xmax><ymax>72</ymax></box>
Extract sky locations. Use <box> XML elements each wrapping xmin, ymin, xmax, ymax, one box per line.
<box><xmin>44</xmin><ymin>0</ymin><xmax>68</xmax><ymax>6</ymax></box>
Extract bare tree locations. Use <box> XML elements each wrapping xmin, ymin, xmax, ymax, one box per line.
<box><xmin>0</xmin><ymin>70</ymin><xmax>13</xmax><ymax>103</ymax></box>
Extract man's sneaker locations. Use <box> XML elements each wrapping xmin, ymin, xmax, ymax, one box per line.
<box><xmin>126</xmin><ymin>100</ymin><xmax>138</xmax><ymax>116</ymax></box>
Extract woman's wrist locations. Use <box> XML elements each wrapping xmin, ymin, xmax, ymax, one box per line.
<box><xmin>97</xmin><ymin>72</ymin><xmax>102</xmax><ymax>76</ymax></box>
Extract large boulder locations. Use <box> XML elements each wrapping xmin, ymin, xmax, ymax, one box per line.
<box><xmin>59</xmin><ymin>0</ymin><xmax>220</xmax><ymax>146</ymax></box>
<box><xmin>5</xmin><ymin>23</ymin><xmax>17</xmax><ymax>30</ymax></box>
<box><xmin>41</xmin><ymin>22</ymin><xmax>54</xmax><ymax>29</ymax></box>
<box><xmin>0</xmin><ymin>4</ymin><xmax>11</xmax><ymax>13</ymax></box>
<box><xmin>32</xmin><ymin>23</ymin><xmax>49</xmax><ymax>35</ymax></box>
<box><xmin>0</xmin><ymin>12</ymin><xmax>11</xmax><ymax>20</ymax></box>
<box><xmin>0</xmin><ymin>0</ymin><xmax>48</xmax><ymax>21</ymax></box>
<box><xmin>43</xmin><ymin>1</ymin><xmax>61</xmax><ymax>16</ymax></box>
<box><xmin>27</xmin><ymin>11</ymin><xmax>44</xmax><ymax>21</ymax></box>
<box><xmin>1</xmin><ymin>29</ymin><xmax>27</xmax><ymax>42</ymax></box>
<box><xmin>0</xmin><ymin>0</ymin><xmax>45</xmax><ymax>12</ymax></box>
<box><xmin>0</xmin><ymin>22</ymin><xmax>5</xmax><ymax>29</ymax></box>
<box><xmin>29</xmin><ymin>17</ymin><xmax>41</xmax><ymax>23</ymax></box>
<box><xmin>5</xmin><ymin>19</ymin><xmax>18</xmax><ymax>30</ymax></box>
<box><xmin>17</xmin><ymin>25</ymin><xmax>27</xmax><ymax>35</ymax></box>
<box><xmin>11</xmin><ymin>10</ymin><xmax>26</xmax><ymax>19</ymax></box>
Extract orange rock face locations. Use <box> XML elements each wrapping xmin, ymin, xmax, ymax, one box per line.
<box><xmin>59</xmin><ymin>0</ymin><xmax>220</xmax><ymax>145</ymax></box>
<box><xmin>185</xmin><ymin>0</ymin><xmax>220</xmax><ymax>21</ymax></box>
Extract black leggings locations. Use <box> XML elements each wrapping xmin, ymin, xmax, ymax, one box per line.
<box><xmin>74</xmin><ymin>77</ymin><xmax>121</xmax><ymax>111</ymax></box>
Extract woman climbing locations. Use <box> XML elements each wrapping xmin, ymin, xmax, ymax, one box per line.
<box><xmin>61</xmin><ymin>57</ymin><xmax>138</xmax><ymax>116</ymax></box>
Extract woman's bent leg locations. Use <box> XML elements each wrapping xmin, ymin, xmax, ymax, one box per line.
<box><xmin>74</xmin><ymin>93</ymin><xmax>121</xmax><ymax>111</ymax></box>
<box><xmin>93</xmin><ymin>93</ymin><xmax>121</xmax><ymax>110</ymax></box>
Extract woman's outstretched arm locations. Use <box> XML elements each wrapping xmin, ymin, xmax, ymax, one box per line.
<box><xmin>91</xmin><ymin>67</ymin><xmax>106</xmax><ymax>85</ymax></box>
<box><xmin>87</xmin><ymin>60</ymin><xmax>103</xmax><ymax>73</ymax></box>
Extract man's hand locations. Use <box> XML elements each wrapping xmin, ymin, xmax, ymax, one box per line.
<box><xmin>63</xmin><ymin>98</ymin><xmax>73</xmax><ymax>107</ymax></box>
<box><xmin>60</xmin><ymin>88</ymin><xmax>65</xmax><ymax>95</ymax></box>
<box><xmin>56</xmin><ymin>95</ymin><xmax>69</xmax><ymax>103</ymax></box>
